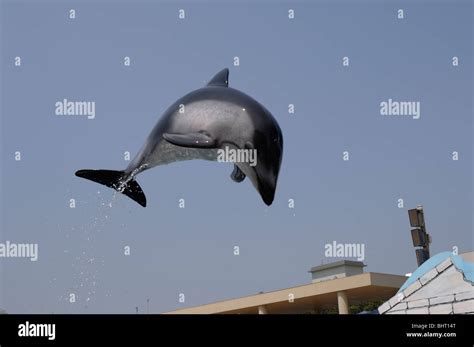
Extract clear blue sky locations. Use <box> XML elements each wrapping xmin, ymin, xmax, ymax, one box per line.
<box><xmin>1</xmin><ymin>0</ymin><xmax>472</xmax><ymax>313</ymax></box>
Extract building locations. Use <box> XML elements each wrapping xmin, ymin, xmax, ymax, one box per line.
<box><xmin>378</xmin><ymin>251</ymin><xmax>474</xmax><ymax>314</ymax></box>
<box><xmin>165</xmin><ymin>260</ymin><xmax>407</xmax><ymax>314</ymax></box>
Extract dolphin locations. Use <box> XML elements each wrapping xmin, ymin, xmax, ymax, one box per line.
<box><xmin>75</xmin><ymin>68</ymin><xmax>283</xmax><ymax>207</ymax></box>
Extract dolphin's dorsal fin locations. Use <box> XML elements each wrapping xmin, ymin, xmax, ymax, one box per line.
<box><xmin>207</xmin><ymin>68</ymin><xmax>229</xmax><ymax>87</ymax></box>
<box><xmin>163</xmin><ymin>132</ymin><xmax>216</xmax><ymax>148</ymax></box>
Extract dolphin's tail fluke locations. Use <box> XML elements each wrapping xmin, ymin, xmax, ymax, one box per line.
<box><xmin>75</xmin><ymin>169</ymin><xmax>147</xmax><ymax>207</ymax></box>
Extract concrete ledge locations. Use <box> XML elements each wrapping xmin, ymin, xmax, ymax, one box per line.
<box><xmin>429</xmin><ymin>303</ymin><xmax>453</xmax><ymax>314</ymax></box>
<box><xmin>378</xmin><ymin>301</ymin><xmax>391</xmax><ymax>314</ymax></box>
<box><xmin>420</xmin><ymin>268</ymin><xmax>438</xmax><ymax>286</ymax></box>
<box><xmin>408</xmin><ymin>299</ymin><xmax>429</xmax><ymax>308</ymax></box>
<box><xmin>429</xmin><ymin>294</ymin><xmax>454</xmax><ymax>306</ymax></box>
<box><xmin>391</xmin><ymin>301</ymin><xmax>408</xmax><ymax>311</ymax></box>
<box><xmin>436</xmin><ymin>258</ymin><xmax>453</xmax><ymax>273</ymax></box>
<box><xmin>406</xmin><ymin>307</ymin><xmax>429</xmax><ymax>314</ymax></box>
<box><xmin>455</xmin><ymin>291</ymin><xmax>474</xmax><ymax>302</ymax></box>
<box><xmin>453</xmin><ymin>299</ymin><xmax>474</xmax><ymax>314</ymax></box>
<box><xmin>403</xmin><ymin>280</ymin><xmax>422</xmax><ymax>298</ymax></box>
<box><xmin>388</xmin><ymin>292</ymin><xmax>405</xmax><ymax>308</ymax></box>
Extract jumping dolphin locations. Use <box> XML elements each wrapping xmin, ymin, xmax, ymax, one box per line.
<box><xmin>75</xmin><ymin>68</ymin><xmax>283</xmax><ymax>207</ymax></box>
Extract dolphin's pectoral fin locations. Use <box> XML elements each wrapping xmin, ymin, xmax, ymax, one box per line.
<box><xmin>163</xmin><ymin>132</ymin><xmax>216</xmax><ymax>148</ymax></box>
<box><xmin>207</xmin><ymin>68</ymin><xmax>229</xmax><ymax>87</ymax></box>
<box><xmin>230</xmin><ymin>165</ymin><xmax>246</xmax><ymax>183</ymax></box>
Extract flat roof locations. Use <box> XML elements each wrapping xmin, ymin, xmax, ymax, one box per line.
<box><xmin>309</xmin><ymin>260</ymin><xmax>366</xmax><ymax>273</ymax></box>
<box><xmin>164</xmin><ymin>272</ymin><xmax>406</xmax><ymax>314</ymax></box>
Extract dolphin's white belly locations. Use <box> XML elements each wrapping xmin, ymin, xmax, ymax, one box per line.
<box><xmin>146</xmin><ymin>139</ymin><xmax>218</xmax><ymax>167</ymax></box>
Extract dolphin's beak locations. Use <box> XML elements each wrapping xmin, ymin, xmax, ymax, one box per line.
<box><xmin>258</xmin><ymin>176</ymin><xmax>276</xmax><ymax>206</ymax></box>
